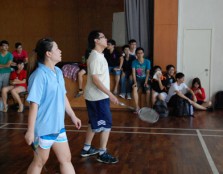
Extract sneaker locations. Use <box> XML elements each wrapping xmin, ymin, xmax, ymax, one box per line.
<box><xmin>127</xmin><ymin>93</ymin><xmax>132</xmax><ymax>100</ymax></box>
<box><xmin>80</xmin><ymin>147</ymin><xmax>99</xmax><ymax>157</ymax></box>
<box><xmin>119</xmin><ymin>93</ymin><xmax>125</xmax><ymax>99</ymax></box>
<box><xmin>97</xmin><ymin>151</ymin><xmax>119</xmax><ymax>164</ymax></box>
<box><xmin>75</xmin><ymin>91</ymin><xmax>83</xmax><ymax>98</ymax></box>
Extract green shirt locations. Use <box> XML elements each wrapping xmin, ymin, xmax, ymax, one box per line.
<box><xmin>0</xmin><ymin>52</ymin><xmax>13</xmax><ymax>73</ymax></box>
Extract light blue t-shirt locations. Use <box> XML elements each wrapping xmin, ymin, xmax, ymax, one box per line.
<box><xmin>132</xmin><ymin>58</ymin><xmax>151</xmax><ymax>79</ymax></box>
<box><xmin>27</xmin><ymin>63</ymin><xmax>66</xmax><ymax>137</ymax></box>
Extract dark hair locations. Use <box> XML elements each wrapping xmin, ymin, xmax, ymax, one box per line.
<box><xmin>27</xmin><ymin>38</ymin><xmax>54</xmax><ymax>78</ymax></box>
<box><xmin>0</xmin><ymin>40</ymin><xmax>9</xmax><ymax>46</ymax></box>
<box><xmin>175</xmin><ymin>72</ymin><xmax>185</xmax><ymax>79</ymax></box>
<box><xmin>122</xmin><ymin>44</ymin><xmax>130</xmax><ymax>51</ymax></box>
<box><xmin>15</xmin><ymin>42</ymin><xmax>22</xmax><ymax>49</ymax></box>
<box><xmin>88</xmin><ymin>30</ymin><xmax>101</xmax><ymax>49</ymax></box>
<box><xmin>128</xmin><ymin>39</ymin><xmax>137</xmax><ymax>44</ymax></box>
<box><xmin>166</xmin><ymin>64</ymin><xmax>175</xmax><ymax>71</ymax></box>
<box><xmin>16</xmin><ymin>59</ymin><xmax>24</xmax><ymax>65</ymax></box>
<box><xmin>107</xmin><ymin>39</ymin><xmax>116</xmax><ymax>46</ymax></box>
<box><xmin>135</xmin><ymin>47</ymin><xmax>144</xmax><ymax>54</ymax></box>
<box><xmin>151</xmin><ymin>65</ymin><xmax>162</xmax><ymax>76</ymax></box>
<box><xmin>192</xmin><ymin>77</ymin><xmax>202</xmax><ymax>88</ymax></box>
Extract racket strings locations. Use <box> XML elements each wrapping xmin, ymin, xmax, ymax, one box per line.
<box><xmin>138</xmin><ymin>107</ymin><xmax>159</xmax><ymax>123</ymax></box>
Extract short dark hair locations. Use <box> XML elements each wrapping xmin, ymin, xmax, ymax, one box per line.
<box><xmin>128</xmin><ymin>39</ymin><xmax>137</xmax><ymax>44</ymax></box>
<box><xmin>135</xmin><ymin>47</ymin><xmax>144</xmax><ymax>54</ymax></box>
<box><xmin>107</xmin><ymin>39</ymin><xmax>116</xmax><ymax>46</ymax></box>
<box><xmin>16</xmin><ymin>59</ymin><xmax>24</xmax><ymax>65</ymax></box>
<box><xmin>175</xmin><ymin>72</ymin><xmax>185</xmax><ymax>79</ymax></box>
<box><xmin>166</xmin><ymin>64</ymin><xmax>175</xmax><ymax>71</ymax></box>
<box><xmin>88</xmin><ymin>30</ymin><xmax>101</xmax><ymax>49</ymax></box>
<box><xmin>15</xmin><ymin>42</ymin><xmax>22</xmax><ymax>49</ymax></box>
<box><xmin>0</xmin><ymin>40</ymin><xmax>9</xmax><ymax>46</ymax></box>
<box><xmin>122</xmin><ymin>45</ymin><xmax>130</xmax><ymax>51</ymax></box>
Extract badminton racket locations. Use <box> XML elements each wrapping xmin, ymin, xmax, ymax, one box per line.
<box><xmin>30</xmin><ymin>142</ymin><xmax>48</xmax><ymax>172</ymax></box>
<box><xmin>118</xmin><ymin>102</ymin><xmax>159</xmax><ymax>123</ymax></box>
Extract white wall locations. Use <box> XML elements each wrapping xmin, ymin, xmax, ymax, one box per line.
<box><xmin>177</xmin><ymin>0</ymin><xmax>223</xmax><ymax>99</ymax></box>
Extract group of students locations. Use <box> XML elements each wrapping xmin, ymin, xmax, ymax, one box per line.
<box><xmin>75</xmin><ymin>38</ymin><xmax>212</xmax><ymax>114</ymax></box>
<box><xmin>0</xmin><ymin>40</ymin><xmax>28</xmax><ymax>112</ymax></box>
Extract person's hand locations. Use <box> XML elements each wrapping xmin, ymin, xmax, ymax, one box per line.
<box><xmin>110</xmin><ymin>94</ymin><xmax>119</xmax><ymax>104</ymax></box>
<box><xmin>24</xmin><ymin>130</ymin><xmax>34</xmax><ymax>145</ymax></box>
<box><xmin>187</xmin><ymin>99</ymin><xmax>193</xmax><ymax>104</ymax></box>
<box><xmin>144</xmin><ymin>83</ymin><xmax>149</xmax><ymax>88</ymax></box>
<box><xmin>132</xmin><ymin>83</ymin><xmax>137</xmax><ymax>88</ymax></box>
<box><xmin>72</xmin><ymin>116</ymin><xmax>81</xmax><ymax>130</ymax></box>
<box><xmin>157</xmin><ymin>72</ymin><xmax>162</xmax><ymax>79</ymax></box>
<box><xmin>113</xmin><ymin>67</ymin><xmax>120</xmax><ymax>71</ymax></box>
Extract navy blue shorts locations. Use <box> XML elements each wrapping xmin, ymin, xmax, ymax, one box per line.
<box><xmin>85</xmin><ymin>98</ymin><xmax>112</xmax><ymax>132</ymax></box>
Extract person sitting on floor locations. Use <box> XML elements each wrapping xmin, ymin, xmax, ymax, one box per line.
<box><xmin>150</xmin><ymin>65</ymin><xmax>167</xmax><ymax>106</ymax></box>
<box><xmin>119</xmin><ymin>45</ymin><xmax>136</xmax><ymax>99</ymax></box>
<box><xmin>163</xmin><ymin>64</ymin><xmax>176</xmax><ymax>92</ymax></box>
<box><xmin>104</xmin><ymin>39</ymin><xmax>122</xmax><ymax>95</ymax></box>
<box><xmin>191</xmin><ymin>77</ymin><xmax>212</xmax><ymax>108</ymax></box>
<box><xmin>132</xmin><ymin>47</ymin><xmax>151</xmax><ymax>113</ymax></box>
<box><xmin>166</xmin><ymin>72</ymin><xmax>211</xmax><ymax>112</ymax></box>
<box><xmin>1</xmin><ymin>60</ymin><xmax>27</xmax><ymax>112</ymax></box>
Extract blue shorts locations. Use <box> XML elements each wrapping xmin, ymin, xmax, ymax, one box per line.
<box><xmin>85</xmin><ymin>98</ymin><xmax>112</xmax><ymax>132</ymax></box>
<box><xmin>109</xmin><ymin>66</ymin><xmax>122</xmax><ymax>75</ymax></box>
<box><xmin>136</xmin><ymin>78</ymin><xmax>150</xmax><ymax>93</ymax></box>
<box><xmin>34</xmin><ymin>128</ymin><xmax>67</xmax><ymax>149</ymax></box>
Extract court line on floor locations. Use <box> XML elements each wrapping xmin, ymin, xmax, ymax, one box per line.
<box><xmin>2</xmin><ymin>127</ymin><xmax>223</xmax><ymax>137</ymax></box>
<box><xmin>0</xmin><ymin>123</ymin><xmax>8</xmax><ymax>129</ymax></box>
<box><xmin>2</xmin><ymin>123</ymin><xmax>223</xmax><ymax>132</ymax></box>
<box><xmin>197</xmin><ymin>129</ymin><xmax>219</xmax><ymax>174</ymax></box>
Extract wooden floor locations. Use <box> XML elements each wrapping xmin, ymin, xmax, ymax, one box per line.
<box><xmin>1</xmin><ymin>106</ymin><xmax>223</xmax><ymax>174</ymax></box>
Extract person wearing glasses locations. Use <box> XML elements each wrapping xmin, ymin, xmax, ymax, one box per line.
<box><xmin>81</xmin><ymin>30</ymin><xmax>119</xmax><ymax>164</ymax></box>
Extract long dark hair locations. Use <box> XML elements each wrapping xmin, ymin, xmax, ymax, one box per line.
<box><xmin>192</xmin><ymin>77</ymin><xmax>202</xmax><ymax>89</ymax></box>
<box><xmin>27</xmin><ymin>38</ymin><xmax>54</xmax><ymax>79</ymax></box>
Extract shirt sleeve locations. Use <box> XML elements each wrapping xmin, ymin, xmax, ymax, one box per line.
<box><xmin>89</xmin><ymin>58</ymin><xmax>104</xmax><ymax>75</ymax></box>
<box><xmin>27</xmin><ymin>71</ymin><xmax>45</xmax><ymax>105</ymax></box>
<box><xmin>10</xmin><ymin>72</ymin><xmax>16</xmax><ymax>80</ymax></box>
<box><xmin>146</xmin><ymin>59</ymin><xmax>151</xmax><ymax>70</ymax></box>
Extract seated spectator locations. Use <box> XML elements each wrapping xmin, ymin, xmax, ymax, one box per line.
<box><xmin>119</xmin><ymin>45</ymin><xmax>136</xmax><ymax>99</ymax></box>
<box><xmin>151</xmin><ymin>66</ymin><xmax>167</xmax><ymax>106</ymax></box>
<box><xmin>11</xmin><ymin>42</ymin><xmax>28</xmax><ymax>69</ymax></box>
<box><xmin>0</xmin><ymin>40</ymin><xmax>13</xmax><ymax>91</ymax></box>
<box><xmin>104</xmin><ymin>39</ymin><xmax>122</xmax><ymax>95</ymax></box>
<box><xmin>132</xmin><ymin>47</ymin><xmax>151</xmax><ymax>113</ymax></box>
<box><xmin>128</xmin><ymin>39</ymin><xmax>137</xmax><ymax>56</ymax></box>
<box><xmin>164</xmin><ymin>64</ymin><xmax>175</xmax><ymax>92</ymax></box>
<box><xmin>1</xmin><ymin>61</ymin><xmax>27</xmax><ymax>112</ymax></box>
<box><xmin>191</xmin><ymin>77</ymin><xmax>212</xmax><ymax>108</ymax></box>
<box><xmin>75</xmin><ymin>48</ymin><xmax>91</xmax><ymax>98</ymax></box>
<box><xmin>166</xmin><ymin>72</ymin><xmax>210</xmax><ymax>111</ymax></box>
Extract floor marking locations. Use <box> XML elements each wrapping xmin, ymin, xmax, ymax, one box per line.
<box><xmin>197</xmin><ymin>130</ymin><xmax>219</xmax><ymax>174</ymax></box>
<box><xmin>0</xmin><ymin>124</ymin><xmax>8</xmax><ymax>129</ymax></box>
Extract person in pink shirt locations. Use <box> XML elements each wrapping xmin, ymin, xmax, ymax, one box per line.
<box><xmin>12</xmin><ymin>42</ymin><xmax>28</xmax><ymax>68</ymax></box>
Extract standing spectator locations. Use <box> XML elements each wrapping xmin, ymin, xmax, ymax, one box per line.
<box><xmin>119</xmin><ymin>45</ymin><xmax>136</xmax><ymax>99</ymax></box>
<box><xmin>81</xmin><ymin>30</ymin><xmax>119</xmax><ymax>164</ymax></box>
<box><xmin>1</xmin><ymin>60</ymin><xmax>27</xmax><ymax>112</ymax></box>
<box><xmin>0</xmin><ymin>40</ymin><xmax>13</xmax><ymax>90</ymax></box>
<box><xmin>132</xmin><ymin>47</ymin><xmax>151</xmax><ymax>113</ymax></box>
<box><xmin>104</xmin><ymin>39</ymin><xmax>122</xmax><ymax>95</ymax></box>
<box><xmin>12</xmin><ymin>42</ymin><xmax>28</xmax><ymax>64</ymax></box>
<box><xmin>128</xmin><ymin>39</ymin><xmax>137</xmax><ymax>56</ymax></box>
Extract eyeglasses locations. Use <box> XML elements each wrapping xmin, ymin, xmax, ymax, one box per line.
<box><xmin>98</xmin><ymin>36</ymin><xmax>106</xmax><ymax>39</ymax></box>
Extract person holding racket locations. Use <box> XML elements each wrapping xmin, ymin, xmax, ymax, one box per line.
<box><xmin>24</xmin><ymin>38</ymin><xmax>81</xmax><ymax>174</ymax></box>
<box><xmin>81</xmin><ymin>30</ymin><xmax>119</xmax><ymax>164</ymax></box>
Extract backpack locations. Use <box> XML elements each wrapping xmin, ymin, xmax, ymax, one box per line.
<box><xmin>153</xmin><ymin>99</ymin><xmax>169</xmax><ymax>117</ymax></box>
<box><xmin>172</xmin><ymin>97</ymin><xmax>193</xmax><ymax>117</ymax></box>
<box><xmin>215</xmin><ymin>91</ymin><xmax>223</xmax><ymax>109</ymax></box>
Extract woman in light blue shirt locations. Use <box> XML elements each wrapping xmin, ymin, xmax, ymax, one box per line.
<box><xmin>24</xmin><ymin>38</ymin><xmax>81</xmax><ymax>174</ymax></box>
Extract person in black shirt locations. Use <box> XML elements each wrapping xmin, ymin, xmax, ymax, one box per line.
<box><xmin>163</xmin><ymin>64</ymin><xmax>176</xmax><ymax>93</ymax></box>
<box><xmin>104</xmin><ymin>39</ymin><xmax>122</xmax><ymax>95</ymax></box>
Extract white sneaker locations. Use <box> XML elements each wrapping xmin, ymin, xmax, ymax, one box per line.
<box><xmin>127</xmin><ymin>93</ymin><xmax>132</xmax><ymax>100</ymax></box>
<box><xmin>119</xmin><ymin>93</ymin><xmax>125</xmax><ymax>99</ymax></box>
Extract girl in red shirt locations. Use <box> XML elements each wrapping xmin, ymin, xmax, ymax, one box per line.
<box><xmin>1</xmin><ymin>60</ymin><xmax>27</xmax><ymax>112</ymax></box>
<box><xmin>191</xmin><ymin>77</ymin><xmax>212</xmax><ymax>108</ymax></box>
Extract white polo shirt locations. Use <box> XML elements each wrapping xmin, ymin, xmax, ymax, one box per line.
<box><xmin>84</xmin><ymin>50</ymin><xmax>110</xmax><ymax>101</ymax></box>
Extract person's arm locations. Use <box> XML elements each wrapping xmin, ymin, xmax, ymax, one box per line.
<box><xmin>157</xmin><ymin>73</ymin><xmax>165</xmax><ymax>90</ymax></box>
<box><xmin>196</xmin><ymin>88</ymin><xmax>206</xmax><ymax>100</ymax></box>
<box><xmin>11</xmin><ymin>79</ymin><xmax>26</xmax><ymax>85</ymax></box>
<box><xmin>144</xmin><ymin>69</ymin><xmax>150</xmax><ymax>87</ymax></box>
<box><xmin>0</xmin><ymin>60</ymin><xmax>12</xmax><ymax>67</ymax></box>
<box><xmin>65</xmin><ymin>95</ymin><xmax>81</xmax><ymax>129</ymax></box>
<box><xmin>132</xmin><ymin>68</ymin><xmax>137</xmax><ymax>86</ymax></box>
<box><xmin>92</xmin><ymin>74</ymin><xmax>119</xmax><ymax>104</ymax></box>
<box><xmin>187</xmin><ymin>88</ymin><xmax>197</xmax><ymax>102</ymax></box>
<box><xmin>113</xmin><ymin>55</ymin><xmax>124</xmax><ymax>71</ymax></box>
<box><xmin>24</xmin><ymin>102</ymin><xmax>38</xmax><ymax>145</ymax></box>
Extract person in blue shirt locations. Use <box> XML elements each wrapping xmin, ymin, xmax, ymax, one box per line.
<box><xmin>24</xmin><ymin>38</ymin><xmax>81</xmax><ymax>174</ymax></box>
<box><xmin>132</xmin><ymin>47</ymin><xmax>151</xmax><ymax>113</ymax></box>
